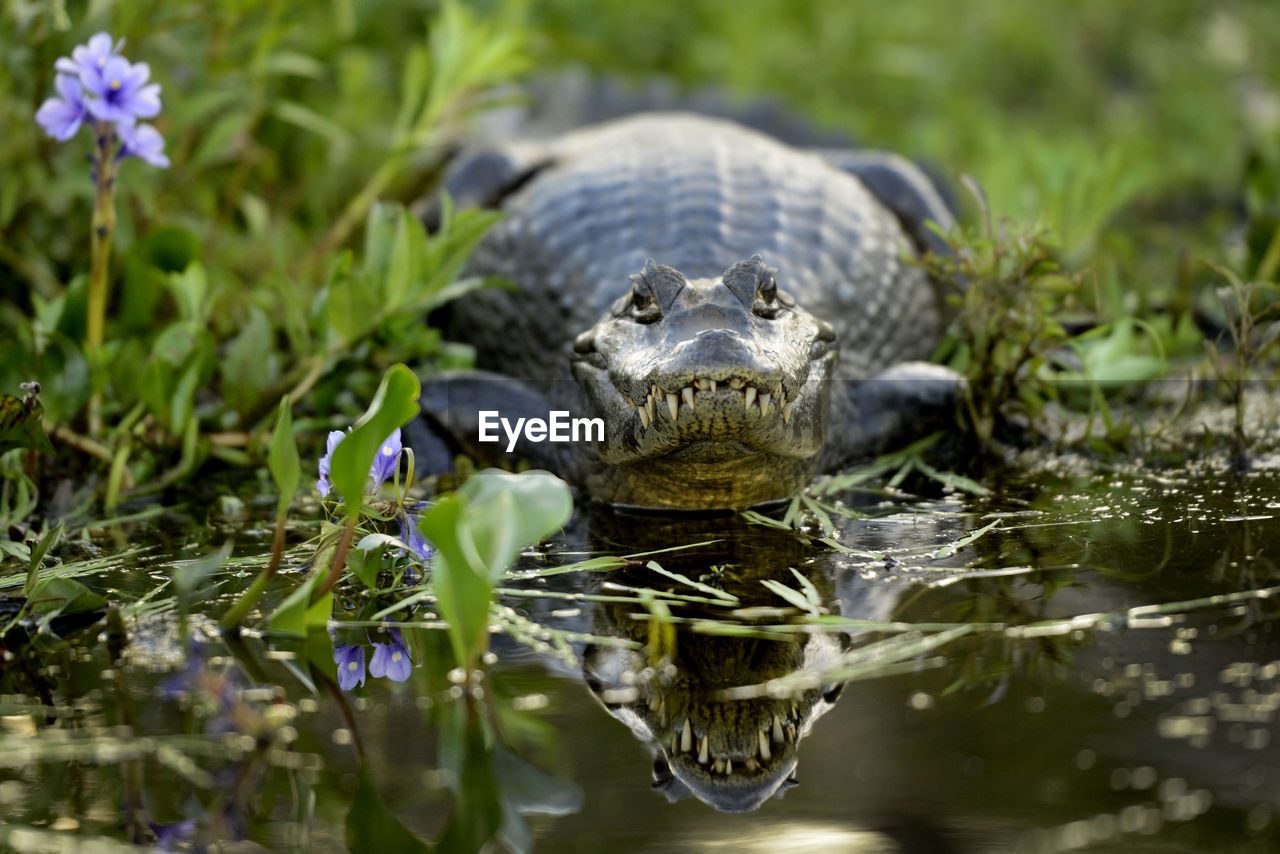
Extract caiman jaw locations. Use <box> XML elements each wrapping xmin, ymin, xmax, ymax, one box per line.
<box><xmin>629</xmin><ymin>375</ymin><xmax>795</xmax><ymax>430</ymax></box>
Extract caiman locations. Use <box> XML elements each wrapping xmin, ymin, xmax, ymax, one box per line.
<box><xmin>410</xmin><ymin>112</ymin><xmax>961</xmax><ymax>510</ymax></box>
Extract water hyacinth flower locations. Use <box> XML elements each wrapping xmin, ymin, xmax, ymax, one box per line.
<box><xmin>316</xmin><ymin>427</ymin><xmax>404</xmax><ymax>500</ymax></box>
<box><xmin>397</xmin><ymin>511</ymin><xmax>434</xmax><ymax>565</ymax></box>
<box><xmin>369</xmin><ymin>629</ymin><xmax>413</xmax><ymax>682</ymax></box>
<box><xmin>34</xmin><ymin>74</ymin><xmax>88</xmax><ymax>141</ymax></box>
<box><xmin>370</xmin><ymin>428</ymin><xmax>403</xmax><ymax>489</ymax></box>
<box><xmin>334</xmin><ymin>644</ymin><xmax>366</xmax><ymax>691</ymax></box>
<box><xmin>54</xmin><ymin>31</ymin><xmax>123</xmax><ymax>83</ymax></box>
<box><xmin>116</xmin><ymin>116</ymin><xmax>170</xmax><ymax>168</ymax></box>
<box><xmin>84</xmin><ymin>55</ymin><xmax>161</xmax><ymax>122</ymax></box>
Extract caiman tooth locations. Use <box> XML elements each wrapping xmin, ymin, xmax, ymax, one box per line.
<box><xmin>637</xmin><ymin>405</ymin><xmax>650</xmax><ymax>429</ymax></box>
<box><xmin>646</xmin><ymin>396</ymin><xmax>656</xmax><ymax>425</ymax></box>
<box><xmin>782</xmin><ymin>402</ymin><xmax>793</xmax><ymax>424</ymax></box>
<box><xmin>774</xmin><ymin>382</ymin><xmax>783</xmax><ymax>398</ymax></box>
<box><xmin>681</xmin><ymin>386</ymin><xmax>695</xmax><ymax>409</ymax></box>
<box><xmin>666</xmin><ymin>393</ymin><xmax>679</xmax><ymax>420</ymax></box>
<box><xmin>709</xmin><ymin>378</ymin><xmax>717</xmax><ymax>393</ymax></box>
<box><xmin>713</xmin><ymin>757</ymin><xmax>726</xmax><ymax>774</ymax></box>
<box><xmin>772</xmin><ymin>715</ymin><xmax>785</xmax><ymax>744</ymax></box>
<box><xmin>745</xmin><ymin>757</ymin><xmax>760</xmax><ymax>772</ymax></box>
<box><xmin>744</xmin><ymin>386</ymin><xmax>757</xmax><ymax>411</ymax></box>
<box><xmin>728</xmin><ymin>377</ymin><xmax>744</xmax><ymax>389</ymax></box>
<box><xmin>695</xmin><ymin>378</ymin><xmax>710</xmax><ymax>391</ymax></box>
<box><xmin>697</xmin><ymin>735</ymin><xmax>709</xmax><ymax>765</ymax></box>
<box><xmin>670</xmin><ymin>731</ymin><xmax>679</xmax><ymax>754</ymax></box>
<box><xmin>759</xmin><ymin>728</ymin><xmax>772</xmax><ymax>762</ymax></box>
<box><xmin>681</xmin><ymin>718</ymin><xmax>693</xmax><ymax>753</ymax></box>
<box><xmin>725</xmin><ymin>758</ymin><xmax>733</xmax><ymax>775</ymax></box>
<box><xmin>759</xmin><ymin>391</ymin><xmax>772</xmax><ymax>413</ymax></box>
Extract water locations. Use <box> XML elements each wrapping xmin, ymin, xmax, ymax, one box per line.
<box><xmin>3</xmin><ymin>462</ymin><xmax>1280</xmax><ymax>852</ymax></box>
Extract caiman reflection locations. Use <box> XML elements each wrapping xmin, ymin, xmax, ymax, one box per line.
<box><xmin>575</xmin><ymin>511</ymin><xmax>903</xmax><ymax>813</ymax></box>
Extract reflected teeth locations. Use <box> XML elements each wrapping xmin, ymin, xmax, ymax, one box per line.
<box><xmin>772</xmin><ymin>715</ymin><xmax>784</xmax><ymax>745</ymax></box>
<box><xmin>698</xmin><ymin>735</ymin><xmax>709</xmax><ymax>765</ymax></box>
<box><xmin>759</xmin><ymin>727</ymin><xmax>771</xmax><ymax>762</ymax></box>
<box><xmin>681</xmin><ymin>718</ymin><xmax>693</xmax><ymax>753</ymax></box>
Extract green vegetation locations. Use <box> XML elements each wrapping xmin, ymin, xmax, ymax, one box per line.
<box><xmin>1</xmin><ymin>3</ymin><xmax>1280</xmax><ymax>847</ymax></box>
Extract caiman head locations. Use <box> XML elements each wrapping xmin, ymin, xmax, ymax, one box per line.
<box><xmin>570</xmin><ymin>256</ymin><xmax>837</xmax><ymax>510</ymax></box>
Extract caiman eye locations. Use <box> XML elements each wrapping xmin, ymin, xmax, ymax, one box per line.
<box><xmin>753</xmin><ymin>275</ymin><xmax>782</xmax><ymax>319</ymax></box>
<box><xmin>615</xmin><ymin>282</ymin><xmax>663</xmax><ymax>324</ymax></box>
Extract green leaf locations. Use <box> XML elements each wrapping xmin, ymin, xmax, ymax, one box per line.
<box><xmin>167</xmin><ymin>262</ymin><xmax>209</xmax><ymax>324</ymax></box>
<box><xmin>268</xmin><ymin>572</ymin><xmax>333</xmax><ymax>638</ymax></box>
<box><xmin>269</xmin><ymin>396</ymin><xmax>302</xmax><ymax>519</ymax></box>
<box><xmin>222</xmin><ymin>308</ymin><xmax>280</xmax><ymax>416</ymax></box>
<box><xmin>346</xmin><ymin>768</ymin><xmax>430</xmax><ymax>854</ymax></box>
<box><xmin>0</xmin><ymin>393</ymin><xmax>54</xmax><ymax>456</ymax></box>
<box><xmin>173</xmin><ymin>540</ymin><xmax>234</xmax><ymax>600</ymax></box>
<box><xmin>28</xmin><ymin>577</ymin><xmax>107</xmax><ymax>620</ymax></box>
<box><xmin>383</xmin><ymin>208</ymin><xmax>423</xmax><ymax>309</ymax></box>
<box><xmin>418</xmin><ymin>496</ymin><xmax>493</xmax><ymax>667</ymax></box>
<box><xmin>329</xmin><ymin>364</ymin><xmax>421</xmax><ymax>512</ymax></box>
<box><xmin>24</xmin><ymin>522</ymin><xmax>64</xmax><ymax>598</ymax></box>
<box><xmin>458</xmin><ymin>470</ymin><xmax>572</xmax><ymax>582</ymax></box>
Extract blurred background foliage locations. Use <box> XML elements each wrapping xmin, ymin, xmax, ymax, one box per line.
<box><xmin>2</xmin><ymin>0</ymin><xmax>1279</xmax><ymax>500</ymax></box>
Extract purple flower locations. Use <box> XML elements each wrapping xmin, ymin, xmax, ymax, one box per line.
<box><xmin>316</xmin><ymin>430</ymin><xmax>345</xmax><ymax>497</ymax></box>
<box><xmin>84</xmin><ymin>55</ymin><xmax>161</xmax><ymax>123</ymax></box>
<box><xmin>369</xmin><ymin>630</ymin><xmax>412</xmax><ymax>682</ymax></box>
<box><xmin>54</xmin><ymin>32</ymin><xmax>123</xmax><ymax>85</ymax></box>
<box><xmin>149</xmin><ymin>818</ymin><xmax>196</xmax><ymax>851</ymax></box>
<box><xmin>316</xmin><ymin>427</ymin><xmax>404</xmax><ymax>500</ymax></box>
<box><xmin>35</xmin><ymin>74</ymin><xmax>88</xmax><ymax>141</ymax></box>
<box><xmin>397</xmin><ymin>512</ymin><xmax>434</xmax><ymax>565</ymax></box>
<box><xmin>334</xmin><ymin>644</ymin><xmax>366</xmax><ymax>691</ymax></box>
<box><xmin>370</xmin><ymin>428</ymin><xmax>402</xmax><ymax>490</ymax></box>
<box><xmin>116</xmin><ymin>116</ymin><xmax>169</xmax><ymax>168</ymax></box>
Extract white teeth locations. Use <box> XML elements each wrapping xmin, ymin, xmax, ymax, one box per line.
<box><xmin>728</xmin><ymin>378</ymin><xmax>744</xmax><ymax>389</ymax></box>
<box><xmin>713</xmin><ymin>757</ymin><xmax>726</xmax><ymax>774</ymax></box>
<box><xmin>759</xmin><ymin>392</ymin><xmax>771</xmax><ymax>413</ymax></box>
<box><xmin>637</xmin><ymin>405</ymin><xmax>650</xmax><ymax>429</ymax></box>
<box><xmin>698</xmin><ymin>735</ymin><xmax>709</xmax><ymax>765</ymax></box>
<box><xmin>681</xmin><ymin>718</ymin><xmax>693</xmax><ymax>753</ymax></box>
<box><xmin>665</xmin><ymin>393</ymin><xmax>678</xmax><ymax>420</ymax></box>
<box><xmin>773</xmin><ymin>715</ymin><xmax>784</xmax><ymax>744</ymax></box>
<box><xmin>759</xmin><ymin>728</ymin><xmax>771</xmax><ymax>762</ymax></box>
<box><xmin>681</xmin><ymin>386</ymin><xmax>695</xmax><ymax>409</ymax></box>
<box><xmin>709</xmin><ymin>378</ymin><xmax>717</xmax><ymax>393</ymax></box>
<box><xmin>695</xmin><ymin>378</ymin><xmax>710</xmax><ymax>391</ymax></box>
<box><xmin>744</xmin><ymin>386</ymin><xmax>757</xmax><ymax>411</ymax></box>
<box><xmin>725</xmin><ymin>758</ymin><xmax>733</xmax><ymax>774</ymax></box>
<box><xmin>646</xmin><ymin>395</ymin><xmax>655</xmax><ymax>424</ymax></box>
<box><xmin>745</xmin><ymin>757</ymin><xmax>760</xmax><ymax>772</ymax></box>
<box><xmin>782</xmin><ymin>402</ymin><xmax>793</xmax><ymax>424</ymax></box>
<box><xmin>774</xmin><ymin>383</ymin><xmax>782</xmax><ymax>397</ymax></box>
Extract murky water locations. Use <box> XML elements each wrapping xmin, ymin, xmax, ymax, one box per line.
<box><xmin>4</xmin><ymin>462</ymin><xmax>1280</xmax><ymax>852</ymax></box>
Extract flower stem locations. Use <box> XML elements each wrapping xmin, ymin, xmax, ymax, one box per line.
<box><xmin>87</xmin><ymin>122</ymin><xmax>118</xmax><ymax>436</ymax></box>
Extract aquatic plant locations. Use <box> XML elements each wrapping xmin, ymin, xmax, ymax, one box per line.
<box><xmin>919</xmin><ymin>179</ymin><xmax>1081</xmax><ymax>447</ymax></box>
<box><xmin>36</xmin><ymin>32</ymin><xmax>168</xmax><ymax>434</ymax></box>
<box><xmin>1202</xmin><ymin>265</ymin><xmax>1280</xmax><ymax>465</ymax></box>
